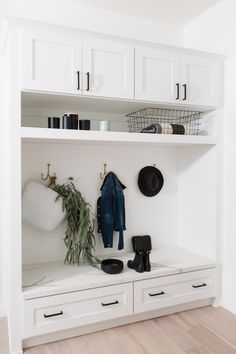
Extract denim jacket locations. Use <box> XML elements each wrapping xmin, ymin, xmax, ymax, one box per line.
<box><xmin>97</xmin><ymin>172</ymin><xmax>126</xmax><ymax>250</ymax></box>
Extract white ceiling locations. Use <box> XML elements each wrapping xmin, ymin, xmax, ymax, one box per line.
<box><xmin>70</xmin><ymin>0</ymin><xmax>221</xmax><ymax>25</ymax></box>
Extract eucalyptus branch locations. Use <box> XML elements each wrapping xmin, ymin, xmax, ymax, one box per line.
<box><xmin>52</xmin><ymin>178</ymin><xmax>99</xmax><ymax>267</ymax></box>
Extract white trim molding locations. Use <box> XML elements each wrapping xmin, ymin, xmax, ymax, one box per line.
<box><xmin>0</xmin><ymin>17</ymin><xmax>9</xmax><ymax>55</ymax></box>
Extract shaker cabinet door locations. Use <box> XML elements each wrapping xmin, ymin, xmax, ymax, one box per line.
<box><xmin>135</xmin><ymin>46</ymin><xmax>180</xmax><ymax>103</ymax></box>
<box><xmin>83</xmin><ymin>39</ymin><xmax>134</xmax><ymax>99</ymax></box>
<box><xmin>180</xmin><ymin>54</ymin><xmax>219</xmax><ymax>107</ymax></box>
<box><xmin>22</xmin><ymin>29</ymin><xmax>82</xmax><ymax>94</ymax></box>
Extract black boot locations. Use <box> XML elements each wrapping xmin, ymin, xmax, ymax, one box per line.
<box><xmin>144</xmin><ymin>251</ymin><xmax>151</xmax><ymax>272</ymax></box>
<box><xmin>127</xmin><ymin>236</ymin><xmax>145</xmax><ymax>273</ymax></box>
<box><xmin>142</xmin><ymin>236</ymin><xmax>152</xmax><ymax>272</ymax></box>
<box><xmin>127</xmin><ymin>251</ymin><xmax>139</xmax><ymax>269</ymax></box>
<box><xmin>128</xmin><ymin>251</ymin><xmax>145</xmax><ymax>273</ymax></box>
<box><xmin>127</xmin><ymin>236</ymin><xmax>152</xmax><ymax>273</ymax></box>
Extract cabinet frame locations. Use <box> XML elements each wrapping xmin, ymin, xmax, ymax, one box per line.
<box><xmin>21</xmin><ymin>26</ymin><xmax>223</xmax><ymax>108</ymax></box>
<box><xmin>2</xmin><ymin>18</ymin><xmax>225</xmax><ymax>354</ymax></box>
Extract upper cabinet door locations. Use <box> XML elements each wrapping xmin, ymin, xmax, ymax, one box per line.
<box><xmin>135</xmin><ymin>47</ymin><xmax>180</xmax><ymax>103</ymax></box>
<box><xmin>22</xmin><ymin>30</ymin><xmax>82</xmax><ymax>94</ymax></box>
<box><xmin>83</xmin><ymin>39</ymin><xmax>134</xmax><ymax>99</ymax></box>
<box><xmin>180</xmin><ymin>54</ymin><xmax>219</xmax><ymax>107</ymax></box>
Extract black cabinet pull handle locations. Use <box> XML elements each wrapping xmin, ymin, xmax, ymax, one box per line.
<box><xmin>101</xmin><ymin>300</ymin><xmax>119</xmax><ymax>307</ymax></box>
<box><xmin>86</xmin><ymin>72</ymin><xmax>90</xmax><ymax>91</ymax></box>
<box><xmin>44</xmin><ymin>310</ymin><xmax>63</xmax><ymax>318</ymax></box>
<box><xmin>176</xmin><ymin>83</ymin><xmax>180</xmax><ymax>100</ymax></box>
<box><xmin>77</xmin><ymin>71</ymin><xmax>80</xmax><ymax>90</ymax></box>
<box><xmin>183</xmin><ymin>84</ymin><xmax>187</xmax><ymax>100</ymax></box>
<box><xmin>192</xmin><ymin>283</ymin><xmax>207</xmax><ymax>289</ymax></box>
<box><xmin>149</xmin><ymin>291</ymin><xmax>165</xmax><ymax>297</ymax></box>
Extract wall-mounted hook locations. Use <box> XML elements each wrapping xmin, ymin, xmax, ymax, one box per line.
<box><xmin>41</xmin><ymin>163</ymin><xmax>57</xmax><ymax>187</ymax></box>
<box><xmin>100</xmin><ymin>163</ymin><xmax>107</xmax><ymax>180</ymax></box>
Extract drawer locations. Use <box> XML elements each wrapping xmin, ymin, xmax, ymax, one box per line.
<box><xmin>24</xmin><ymin>283</ymin><xmax>133</xmax><ymax>338</ymax></box>
<box><xmin>134</xmin><ymin>268</ymin><xmax>216</xmax><ymax>314</ymax></box>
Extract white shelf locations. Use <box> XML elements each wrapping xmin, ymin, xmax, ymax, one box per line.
<box><xmin>21</xmin><ymin>127</ymin><xmax>217</xmax><ymax>147</ymax></box>
<box><xmin>22</xmin><ymin>91</ymin><xmax>215</xmax><ymax>113</ymax></box>
<box><xmin>22</xmin><ymin>247</ymin><xmax>216</xmax><ymax>300</ymax></box>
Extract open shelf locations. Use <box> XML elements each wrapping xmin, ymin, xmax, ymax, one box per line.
<box><xmin>22</xmin><ymin>247</ymin><xmax>216</xmax><ymax>300</ymax></box>
<box><xmin>22</xmin><ymin>91</ymin><xmax>215</xmax><ymax>113</ymax></box>
<box><xmin>21</xmin><ymin>127</ymin><xmax>217</xmax><ymax>147</ymax></box>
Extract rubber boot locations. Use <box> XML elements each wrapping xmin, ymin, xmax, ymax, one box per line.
<box><xmin>144</xmin><ymin>251</ymin><xmax>151</xmax><ymax>272</ymax></box>
<box><xmin>128</xmin><ymin>236</ymin><xmax>143</xmax><ymax>272</ymax></box>
<box><xmin>127</xmin><ymin>252</ymin><xmax>139</xmax><ymax>269</ymax></box>
<box><xmin>127</xmin><ymin>251</ymin><xmax>145</xmax><ymax>273</ymax></box>
<box><xmin>142</xmin><ymin>236</ymin><xmax>152</xmax><ymax>272</ymax></box>
<box><xmin>135</xmin><ymin>251</ymin><xmax>145</xmax><ymax>273</ymax></box>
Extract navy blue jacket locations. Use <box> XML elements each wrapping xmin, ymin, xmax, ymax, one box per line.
<box><xmin>97</xmin><ymin>172</ymin><xmax>126</xmax><ymax>250</ymax></box>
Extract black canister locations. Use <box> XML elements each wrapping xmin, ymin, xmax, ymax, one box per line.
<box><xmin>63</xmin><ymin>113</ymin><xmax>79</xmax><ymax>130</ymax></box>
<box><xmin>48</xmin><ymin>117</ymin><xmax>60</xmax><ymax>129</ymax></box>
<box><xmin>79</xmin><ymin>119</ymin><xmax>90</xmax><ymax>130</ymax></box>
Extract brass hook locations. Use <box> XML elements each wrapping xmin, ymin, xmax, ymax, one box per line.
<box><xmin>41</xmin><ymin>163</ymin><xmax>57</xmax><ymax>187</ymax></box>
<box><xmin>100</xmin><ymin>163</ymin><xmax>107</xmax><ymax>180</ymax></box>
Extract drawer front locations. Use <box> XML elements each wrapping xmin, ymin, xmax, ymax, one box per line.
<box><xmin>24</xmin><ymin>283</ymin><xmax>133</xmax><ymax>338</ymax></box>
<box><xmin>134</xmin><ymin>268</ymin><xmax>216</xmax><ymax>314</ymax></box>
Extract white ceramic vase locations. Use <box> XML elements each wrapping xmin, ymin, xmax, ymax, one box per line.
<box><xmin>22</xmin><ymin>181</ymin><xmax>66</xmax><ymax>232</ymax></box>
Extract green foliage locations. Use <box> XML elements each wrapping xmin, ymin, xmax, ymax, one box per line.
<box><xmin>52</xmin><ymin>179</ymin><xmax>99</xmax><ymax>267</ymax></box>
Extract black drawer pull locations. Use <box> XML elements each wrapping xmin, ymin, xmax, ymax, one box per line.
<box><xmin>192</xmin><ymin>283</ymin><xmax>207</xmax><ymax>289</ymax></box>
<box><xmin>86</xmin><ymin>72</ymin><xmax>90</xmax><ymax>91</ymax></box>
<box><xmin>101</xmin><ymin>300</ymin><xmax>119</xmax><ymax>307</ymax></box>
<box><xmin>183</xmin><ymin>84</ymin><xmax>187</xmax><ymax>100</ymax></box>
<box><xmin>176</xmin><ymin>83</ymin><xmax>180</xmax><ymax>100</ymax></box>
<box><xmin>77</xmin><ymin>70</ymin><xmax>80</xmax><ymax>90</ymax></box>
<box><xmin>44</xmin><ymin>311</ymin><xmax>63</xmax><ymax>318</ymax></box>
<box><xmin>149</xmin><ymin>291</ymin><xmax>165</xmax><ymax>297</ymax></box>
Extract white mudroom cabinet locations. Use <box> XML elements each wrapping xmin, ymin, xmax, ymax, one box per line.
<box><xmin>22</xmin><ymin>29</ymin><xmax>83</xmax><ymax>95</ymax></box>
<box><xmin>135</xmin><ymin>46</ymin><xmax>219</xmax><ymax>106</ymax></box>
<box><xmin>2</xmin><ymin>17</ymin><xmax>224</xmax><ymax>354</ymax></box>
<box><xmin>22</xmin><ymin>28</ymin><xmax>134</xmax><ymax>99</ymax></box>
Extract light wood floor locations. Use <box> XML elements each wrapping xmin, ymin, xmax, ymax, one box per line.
<box><xmin>2</xmin><ymin>306</ymin><xmax>236</xmax><ymax>354</ymax></box>
<box><xmin>0</xmin><ymin>317</ymin><xmax>9</xmax><ymax>354</ymax></box>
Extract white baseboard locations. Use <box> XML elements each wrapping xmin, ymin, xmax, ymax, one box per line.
<box><xmin>0</xmin><ymin>299</ymin><xmax>8</xmax><ymax>317</ymax></box>
<box><xmin>221</xmin><ymin>297</ymin><xmax>236</xmax><ymax>315</ymax></box>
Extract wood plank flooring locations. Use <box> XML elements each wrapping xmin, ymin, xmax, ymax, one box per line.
<box><xmin>2</xmin><ymin>306</ymin><xmax>236</xmax><ymax>354</ymax></box>
<box><xmin>0</xmin><ymin>317</ymin><xmax>9</xmax><ymax>354</ymax></box>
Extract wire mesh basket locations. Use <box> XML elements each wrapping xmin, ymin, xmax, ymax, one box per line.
<box><xmin>127</xmin><ymin>108</ymin><xmax>204</xmax><ymax>135</ymax></box>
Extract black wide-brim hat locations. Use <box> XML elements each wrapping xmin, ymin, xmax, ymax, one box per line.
<box><xmin>138</xmin><ymin>166</ymin><xmax>164</xmax><ymax>197</ymax></box>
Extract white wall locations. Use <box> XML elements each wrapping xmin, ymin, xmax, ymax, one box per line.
<box><xmin>22</xmin><ymin>142</ymin><xmax>179</xmax><ymax>265</ymax></box>
<box><xmin>184</xmin><ymin>0</ymin><xmax>236</xmax><ymax>313</ymax></box>
<box><xmin>0</xmin><ymin>0</ymin><xmax>182</xmax><ymax>46</ymax></box>
<box><xmin>178</xmin><ymin>145</ymin><xmax>218</xmax><ymax>260</ymax></box>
